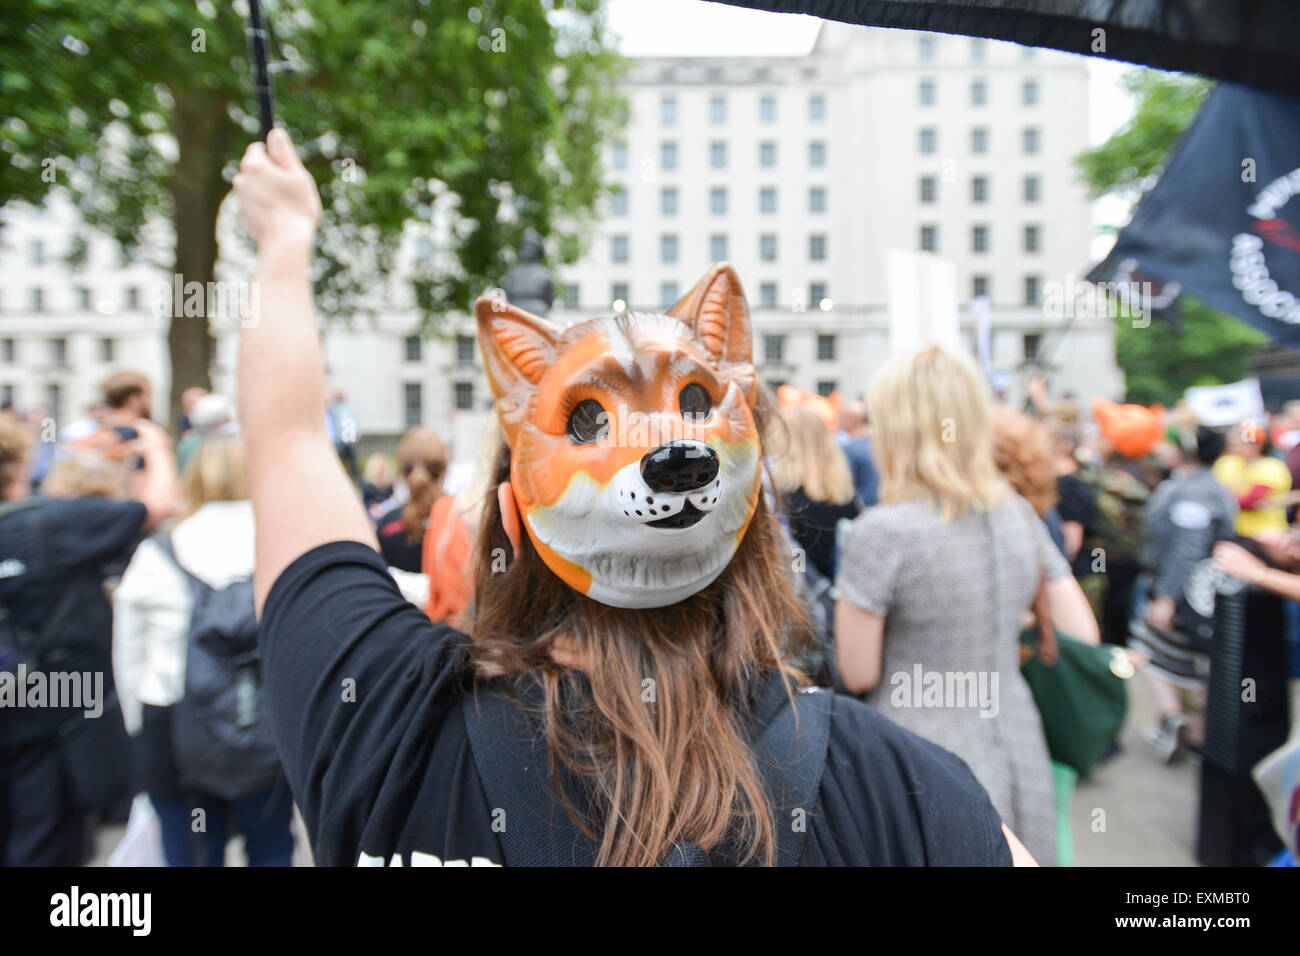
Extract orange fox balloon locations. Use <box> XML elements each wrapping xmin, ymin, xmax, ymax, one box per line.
<box><xmin>476</xmin><ymin>264</ymin><xmax>763</xmax><ymax>608</ymax></box>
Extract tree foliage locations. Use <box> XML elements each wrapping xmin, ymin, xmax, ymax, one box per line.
<box><xmin>1</xmin><ymin>0</ymin><xmax>624</xmax><ymax>417</ymax></box>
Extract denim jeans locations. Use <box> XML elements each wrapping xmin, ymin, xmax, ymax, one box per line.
<box><xmin>151</xmin><ymin>781</ymin><xmax>294</xmax><ymax>867</ymax></box>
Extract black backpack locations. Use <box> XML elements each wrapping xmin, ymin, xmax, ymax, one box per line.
<box><xmin>154</xmin><ymin>535</ymin><xmax>282</xmax><ymax>800</ymax></box>
<box><xmin>461</xmin><ymin>674</ymin><xmax>832</xmax><ymax>866</ymax></box>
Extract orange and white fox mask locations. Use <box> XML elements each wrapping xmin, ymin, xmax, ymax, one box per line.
<box><xmin>476</xmin><ymin>264</ymin><xmax>762</xmax><ymax>609</ymax></box>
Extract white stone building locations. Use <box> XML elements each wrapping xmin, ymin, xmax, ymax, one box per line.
<box><xmin>0</xmin><ymin>22</ymin><xmax>1120</xmax><ymax>459</ymax></box>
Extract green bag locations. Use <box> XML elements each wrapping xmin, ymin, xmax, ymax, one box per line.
<box><xmin>1019</xmin><ymin>630</ymin><xmax>1133</xmax><ymax>777</ymax></box>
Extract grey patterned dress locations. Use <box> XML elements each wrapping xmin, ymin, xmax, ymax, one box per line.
<box><xmin>837</xmin><ymin>492</ymin><xmax>1066</xmax><ymax>864</ymax></box>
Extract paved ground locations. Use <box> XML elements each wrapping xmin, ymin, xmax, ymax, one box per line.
<box><xmin>1070</xmin><ymin>674</ymin><xmax>1200</xmax><ymax>866</ymax></box>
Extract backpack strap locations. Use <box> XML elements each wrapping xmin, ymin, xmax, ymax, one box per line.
<box><xmin>460</xmin><ymin>677</ymin><xmax>834</xmax><ymax>866</ymax></box>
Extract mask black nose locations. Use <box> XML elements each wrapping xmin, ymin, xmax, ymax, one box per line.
<box><xmin>640</xmin><ymin>440</ymin><xmax>718</xmax><ymax>493</ymax></box>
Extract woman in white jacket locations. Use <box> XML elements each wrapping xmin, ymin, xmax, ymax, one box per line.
<box><xmin>113</xmin><ymin>429</ymin><xmax>294</xmax><ymax>866</ymax></box>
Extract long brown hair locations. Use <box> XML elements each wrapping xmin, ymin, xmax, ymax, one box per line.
<box><xmin>397</xmin><ymin>427</ymin><xmax>448</xmax><ymax>544</ymax></box>
<box><xmin>467</xmin><ymin>397</ymin><xmax>812</xmax><ymax>867</ymax></box>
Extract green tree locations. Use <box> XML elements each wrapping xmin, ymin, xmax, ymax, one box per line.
<box><xmin>1</xmin><ymin>0</ymin><xmax>624</xmax><ymax>421</ymax></box>
<box><xmin>1077</xmin><ymin>70</ymin><xmax>1266</xmax><ymax>403</ymax></box>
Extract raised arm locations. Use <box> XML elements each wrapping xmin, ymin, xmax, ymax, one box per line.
<box><xmin>233</xmin><ymin>129</ymin><xmax>376</xmax><ymax>614</ymax></box>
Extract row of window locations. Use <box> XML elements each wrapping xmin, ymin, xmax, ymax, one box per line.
<box><xmin>402</xmin><ymin>381</ymin><xmax>477</xmax><ymax>427</ymax></box>
<box><xmin>610</xmin><ymin>233</ymin><xmax>828</xmax><ymax>264</ymax></box>
<box><xmin>918</xmin><ymin>126</ymin><xmax>1041</xmax><ymax>154</ymax></box>
<box><xmin>919</xmin><ymin>224</ymin><xmax>1043</xmax><ymax>254</ymax></box>
<box><xmin>0</xmin><ymin>336</ymin><xmax>116</xmax><ymax>364</ymax></box>
<box><xmin>763</xmin><ymin>334</ymin><xmax>838</xmax><ymax>363</ymax></box>
<box><xmin>918</xmin><ymin>77</ymin><xmax>1039</xmax><ymax>107</ymax></box>
<box><xmin>7</xmin><ymin>287</ymin><xmax>142</xmax><ymax>313</ymax></box>
<box><xmin>612</xmin><ymin>184</ymin><xmax>830</xmax><ymax>217</ymax></box>
<box><xmin>610</xmin><ymin>139</ymin><xmax>827</xmax><ymax>171</ymax></box>
<box><xmin>967</xmin><ymin>275</ymin><xmax>1044</xmax><ymax>306</ymax></box>
<box><xmin>0</xmin><ymin>383</ymin><xmax>64</xmax><ymax>419</ymax></box>
<box><xmin>920</xmin><ymin>174</ymin><xmax>1042</xmax><ymax>204</ymax></box>
<box><xmin>403</xmin><ymin>335</ymin><xmax>478</xmax><ymax>365</ymax></box>
<box><xmin>660</xmin><ymin>92</ymin><xmax>827</xmax><ymax>126</ymax></box>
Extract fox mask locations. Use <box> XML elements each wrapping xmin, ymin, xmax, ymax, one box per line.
<box><xmin>476</xmin><ymin>264</ymin><xmax>763</xmax><ymax>609</ymax></box>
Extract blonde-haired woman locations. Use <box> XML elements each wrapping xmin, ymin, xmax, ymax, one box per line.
<box><xmin>113</xmin><ymin>430</ymin><xmax>294</xmax><ymax>866</ymax></box>
<box><xmin>770</xmin><ymin>403</ymin><xmax>862</xmax><ymax>579</ymax></box>
<box><xmin>375</xmin><ymin>427</ymin><xmax>448</xmax><ymax>573</ymax></box>
<box><xmin>835</xmin><ymin>346</ymin><xmax>1066</xmax><ymax>864</ymax></box>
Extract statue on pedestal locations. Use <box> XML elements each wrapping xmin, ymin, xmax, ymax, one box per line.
<box><xmin>502</xmin><ymin>229</ymin><xmax>555</xmax><ymax>318</ymax></box>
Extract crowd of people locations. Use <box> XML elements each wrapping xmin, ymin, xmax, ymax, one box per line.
<box><xmin>1</xmin><ymin>127</ymin><xmax>1296</xmax><ymax>867</ymax></box>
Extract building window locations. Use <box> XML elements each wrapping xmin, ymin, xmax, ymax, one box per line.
<box><xmin>1023</xmin><ymin>332</ymin><xmax>1042</xmax><ymax>361</ymax></box>
<box><xmin>415</xmin><ymin>237</ymin><xmax>434</xmax><ymax>262</ymax></box>
<box><xmin>808</xmin><ymin>141</ymin><xmax>826</xmax><ymax>168</ymax></box>
<box><xmin>971</xmin><ymin>79</ymin><xmax>987</xmax><ymax>106</ymax></box>
<box><xmin>611</xmin><ymin>141</ymin><xmax>628</xmax><ymax>170</ymax></box>
<box><xmin>610</xmin><ymin>188</ymin><xmax>628</xmax><ymax>216</ymax></box>
<box><xmin>0</xmin><ymin>385</ymin><xmax>12</xmax><ymax>407</ymax></box>
<box><xmin>972</xmin><ymin>176</ymin><xmax>988</xmax><ymax>203</ymax></box>
<box><xmin>561</xmin><ymin>284</ymin><xmax>579</xmax><ymax>308</ymax></box>
<box><xmin>454</xmin><ymin>381</ymin><xmax>474</xmax><ymax>411</ymax></box>
<box><xmin>660</xmin><ymin>282</ymin><xmax>680</xmax><ymax>309</ymax></box>
<box><xmin>919</xmin><ymin>36</ymin><xmax>935</xmax><ymax>60</ymax></box>
<box><xmin>1</xmin><ymin>339</ymin><xmax>14</xmax><ymax>363</ymax></box>
<box><xmin>1023</xmin><ymin>79</ymin><xmax>1039</xmax><ymax>106</ymax></box>
<box><xmin>972</xmin><ymin>275</ymin><xmax>990</xmax><ymax>299</ymax></box>
<box><xmin>31</xmin><ymin>288</ymin><xmax>44</xmax><ymax>312</ymax></box>
<box><xmin>404</xmin><ymin>335</ymin><xmax>421</xmax><ymax>362</ymax></box>
<box><xmin>125</xmin><ymin>286</ymin><xmax>140</xmax><ymax>310</ymax></box>
<box><xmin>660</xmin><ymin>187</ymin><xmax>678</xmax><ymax>216</ymax></box>
<box><xmin>660</xmin><ymin>234</ymin><xmax>679</xmax><ymax>264</ymax></box>
<box><xmin>919</xmin><ymin>127</ymin><xmax>937</xmax><ymax>153</ymax></box>
<box><xmin>759</xmin><ymin>141</ymin><xmax>777</xmax><ymax>167</ymax></box>
<box><xmin>817</xmin><ymin>334</ymin><xmax>836</xmax><ymax>361</ymax></box>
<box><xmin>759</xmin><ymin>95</ymin><xmax>777</xmax><ymax>122</ymax></box>
<box><xmin>764</xmin><ymin>335</ymin><xmax>785</xmax><ymax>363</ymax></box>
<box><xmin>810</xmin><ymin>282</ymin><xmax>828</xmax><ymax>307</ymax></box>
<box><xmin>971</xmin><ymin>38</ymin><xmax>986</xmax><ymax>60</ymax></box>
<box><xmin>660</xmin><ymin>141</ymin><xmax>678</xmax><ymax>170</ymax></box>
<box><xmin>31</xmin><ymin>240</ymin><xmax>45</xmax><ymax>265</ymax></box>
<box><xmin>809</xmin><ymin>234</ymin><xmax>827</xmax><ymax>261</ymax></box>
<box><xmin>1022</xmin><ymin>46</ymin><xmax>1035</xmax><ymax>60</ymax></box>
<box><xmin>1024</xmin><ymin>174</ymin><xmax>1041</xmax><ymax>202</ymax></box>
<box><xmin>759</xmin><ymin>234</ymin><xmax>778</xmax><ymax>262</ymax></box>
<box><xmin>1025</xmin><ymin>276</ymin><xmax>1041</xmax><ymax>306</ymax></box>
<box><xmin>710</xmin><ymin>141</ymin><xmax>728</xmax><ymax>169</ymax></box>
<box><xmin>1023</xmin><ymin>127</ymin><xmax>1040</xmax><ymax>154</ymax></box>
<box><xmin>972</xmin><ymin>225</ymin><xmax>989</xmax><ymax>253</ymax></box>
<box><xmin>971</xmin><ymin>127</ymin><xmax>988</xmax><ymax>153</ymax></box>
<box><xmin>456</xmin><ymin>335</ymin><xmax>476</xmax><ymax>364</ymax></box>
<box><xmin>759</xmin><ymin>187</ymin><xmax>777</xmax><ymax>214</ymax></box>
<box><xmin>808</xmin><ymin>94</ymin><xmax>826</xmax><ymax>121</ymax></box>
<box><xmin>710</xmin><ymin>187</ymin><xmax>728</xmax><ymax>215</ymax></box>
<box><xmin>611</xmin><ymin>283</ymin><xmax>629</xmax><ymax>309</ymax></box>
<box><xmin>710</xmin><ymin>95</ymin><xmax>727</xmax><ymax>124</ymax></box>
<box><xmin>710</xmin><ymin>234</ymin><xmax>728</xmax><ymax>262</ymax></box>
<box><xmin>1024</xmin><ymin>224</ymin><xmax>1041</xmax><ymax>253</ymax></box>
<box><xmin>660</xmin><ymin>96</ymin><xmax>677</xmax><ymax>125</ymax></box>
<box><xmin>759</xmin><ymin>283</ymin><xmax>778</xmax><ymax>308</ymax></box>
<box><xmin>611</xmin><ymin>234</ymin><xmax>629</xmax><ymax>263</ymax></box>
<box><xmin>920</xmin><ymin>225</ymin><xmax>938</xmax><ymax>252</ymax></box>
<box><xmin>50</xmin><ymin>338</ymin><xmax>67</xmax><ymax>364</ymax></box>
<box><xmin>77</xmin><ymin>287</ymin><xmax>91</xmax><ymax>310</ymax></box>
<box><xmin>816</xmin><ymin>381</ymin><xmax>837</xmax><ymax>398</ymax></box>
<box><xmin>919</xmin><ymin>79</ymin><xmax>936</xmax><ymax>106</ymax></box>
<box><xmin>919</xmin><ymin>176</ymin><xmax>937</xmax><ymax>203</ymax></box>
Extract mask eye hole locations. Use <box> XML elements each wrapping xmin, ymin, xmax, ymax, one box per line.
<box><xmin>567</xmin><ymin>399</ymin><xmax>608</xmax><ymax>444</ymax></box>
<box><xmin>680</xmin><ymin>383</ymin><xmax>713</xmax><ymax>422</ymax></box>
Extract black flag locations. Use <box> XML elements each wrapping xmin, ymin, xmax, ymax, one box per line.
<box><xmin>715</xmin><ymin>1</ymin><xmax>1300</xmax><ymax>97</ymax></box>
<box><xmin>1088</xmin><ymin>84</ymin><xmax>1300</xmax><ymax>348</ymax></box>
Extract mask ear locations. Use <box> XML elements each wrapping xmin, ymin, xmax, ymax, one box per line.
<box><xmin>669</xmin><ymin>263</ymin><xmax>756</xmax><ymax>404</ymax></box>
<box><xmin>497</xmin><ymin>480</ymin><xmax>522</xmax><ymax>560</ymax></box>
<box><xmin>475</xmin><ymin>297</ymin><xmax>562</xmax><ymax>432</ymax></box>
